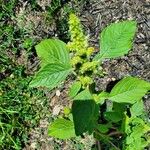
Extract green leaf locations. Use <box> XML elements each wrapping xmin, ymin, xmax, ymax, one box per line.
<box><xmin>72</xmin><ymin>100</ymin><xmax>99</xmax><ymax>135</ymax></box>
<box><xmin>29</xmin><ymin>63</ymin><xmax>72</xmax><ymax>89</ymax></box>
<box><xmin>130</xmin><ymin>100</ymin><xmax>144</xmax><ymax>117</ymax></box>
<box><xmin>36</xmin><ymin>39</ymin><xmax>70</xmax><ymax>67</ymax></box>
<box><xmin>48</xmin><ymin>118</ymin><xmax>75</xmax><ymax>139</ymax></box>
<box><xmin>30</xmin><ymin>39</ymin><xmax>72</xmax><ymax>89</ymax></box>
<box><xmin>69</xmin><ymin>81</ymin><xmax>82</xmax><ymax>99</ymax></box>
<box><xmin>109</xmin><ymin>76</ymin><xmax>150</xmax><ymax>104</ymax></box>
<box><xmin>71</xmin><ymin>90</ymin><xmax>102</xmax><ymax>135</ymax></box>
<box><xmin>95</xmin><ymin>91</ymin><xmax>109</xmax><ymax>104</ymax></box>
<box><xmin>123</xmin><ymin>117</ymin><xmax>150</xmax><ymax>150</ymax></box>
<box><xmin>94</xmin><ymin>21</ymin><xmax>137</xmax><ymax>61</ymax></box>
<box><xmin>73</xmin><ymin>89</ymin><xmax>93</xmax><ymax>101</ymax></box>
<box><xmin>113</xmin><ymin>102</ymin><xmax>126</xmax><ymax>114</ymax></box>
<box><xmin>104</xmin><ymin>111</ymin><xmax>123</xmax><ymax>123</ymax></box>
<box><xmin>97</xmin><ymin>124</ymin><xmax>111</xmax><ymax>133</ymax></box>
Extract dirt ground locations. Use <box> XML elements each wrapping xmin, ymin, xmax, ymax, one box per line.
<box><xmin>23</xmin><ymin>0</ymin><xmax>150</xmax><ymax>149</ymax></box>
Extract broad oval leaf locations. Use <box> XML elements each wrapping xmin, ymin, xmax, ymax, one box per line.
<box><xmin>72</xmin><ymin>100</ymin><xmax>99</xmax><ymax>135</ymax></box>
<box><xmin>29</xmin><ymin>63</ymin><xmax>72</xmax><ymax>89</ymax></box>
<box><xmin>48</xmin><ymin>118</ymin><xmax>75</xmax><ymax>139</ymax></box>
<box><xmin>72</xmin><ymin>89</ymin><xmax>99</xmax><ymax>135</ymax></box>
<box><xmin>36</xmin><ymin>39</ymin><xmax>70</xmax><ymax>67</ymax></box>
<box><xmin>94</xmin><ymin>21</ymin><xmax>137</xmax><ymax>61</ymax></box>
<box><xmin>109</xmin><ymin>76</ymin><xmax>150</xmax><ymax>104</ymax></box>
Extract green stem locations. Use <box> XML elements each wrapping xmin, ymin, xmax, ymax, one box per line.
<box><xmin>97</xmin><ymin>140</ymin><xmax>101</xmax><ymax>150</ymax></box>
<box><xmin>94</xmin><ymin>130</ymin><xmax>120</xmax><ymax>150</ymax></box>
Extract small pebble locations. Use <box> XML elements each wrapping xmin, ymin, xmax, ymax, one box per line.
<box><xmin>111</xmin><ymin>77</ymin><xmax>116</xmax><ymax>81</ymax></box>
<box><xmin>30</xmin><ymin>142</ymin><xmax>37</xmax><ymax>149</ymax></box>
<box><xmin>56</xmin><ymin>90</ymin><xmax>61</xmax><ymax>97</ymax></box>
<box><xmin>52</xmin><ymin>105</ymin><xmax>61</xmax><ymax>116</ymax></box>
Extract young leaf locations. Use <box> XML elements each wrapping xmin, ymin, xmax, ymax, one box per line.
<box><xmin>130</xmin><ymin>100</ymin><xmax>144</xmax><ymax>117</ymax></box>
<box><xmin>36</xmin><ymin>39</ymin><xmax>70</xmax><ymax>67</ymax></box>
<box><xmin>94</xmin><ymin>21</ymin><xmax>137</xmax><ymax>61</ymax></box>
<box><xmin>72</xmin><ymin>100</ymin><xmax>99</xmax><ymax>135</ymax></box>
<box><xmin>96</xmin><ymin>124</ymin><xmax>111</xmax><ymax>133</ymax></box>
<box><xmin>104</xmin><ymin>111</ymin><xmax>123</xmax><ymax>123</ymax></box>
<box><xmin>29</xmin><ymin>63</ymin><xmax>72</xmax><ymax>89</ymax></box>
<box><xmin>73</xmin><ymin>89</ymin><xmax>93</xmax><ymax>101</ymax></box>
<box><xmin>94</xmin><ymin>91</ymin><xmax>109</xmax><ymax>104</ymax></box>
<box><xmin>123</xmin><ymin>117</ymin><xmax>150</xmax><ymax>150</ymax></box>
<box><xmin>48</xmin><ymin>118</ymin><xmax>75</xmax><ymax>139</ymax></box>
<box><xmin>113</xmin><ymin>102</ymin><xmax>126</xmax><ymax>114</ymax></box>
<box><xmin>109</xmin><ymin>76</ymin><xmax>150</xmax><ymax>104</ymax></box>
<box><xmin>69</xmin><ymin>81</ymin><xmax>82</xmax><ymax>99</ymax></box>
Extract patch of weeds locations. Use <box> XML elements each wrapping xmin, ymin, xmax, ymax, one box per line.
<box><xmin>50</xmin><ymin>135</ymin><xmax>94</xmax><ymax>150</ymax></box>
<box><xmin>0</xmin><ymin>1</ymin><xmax>50</xmax><ymax>149</ymax></box>
<box><xmin>0</xmin><ymin>0</ymin><xmax>36</xmax><ymax>54</ymax></box>
<box><xmin>29</xmin><ymin>0</ymin><xmax>41</xmax><ymax>10</ymax></box>
<box><xmin>46</xmin><ymin>0</ymin><xmax>69</xmax><ymax>17</ymax></box>
<box><xmin>0</xmin><ymin>0</ymin><xmax>18</xmax><ymax>19</ymax></box>
<box><xmin>0</xmin><ymin>63</ymin><xmax>49</xmax><ymax>149</ymax></box>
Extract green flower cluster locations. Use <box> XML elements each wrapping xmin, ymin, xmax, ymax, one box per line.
<box><xmin>80</xmin><ymin>61</ymin><xmax>99</xmax><ymax>74</ymax></box>
<box><xmin>79</xmin><ymin>76</ymin><xmax>93</xmax><ymax>87</ymax></box>
<box><xmin>67</xmin><ymin>13</ymin><xmax>100</xmax><ymax>87</ymax></box>
<box><xmin>67</xmin><ymin>13</ymin><xmax>88</xmax><ymax>54</ymax></box>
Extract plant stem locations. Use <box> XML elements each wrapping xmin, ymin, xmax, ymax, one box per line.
<box><xmin>107</xmin><ymin>140</ymin><xmax>120</xmax><ymax>150</ymax></box>
<box><xmin>97</xmin><ymin>140</ymin><xmax>101</xmax><ymax>150</ymax></box>
<box><xmin>108</xmin><ymin>131</ymin><xmax>123</xmax><ymax>137</ymax></box>
<box><xmin>94</xmin><ymin>130</ymin><xmax>120</xmax><ymax>150</ymax></box>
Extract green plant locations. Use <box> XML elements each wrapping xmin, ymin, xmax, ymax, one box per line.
<box><xmin>0</xmin><ymin>63</ymin><xmax>49</xmax><ymax>149</ymax></box>
<box><xmin>30</xmin><ymin>14</ymin><xmax>150</xmax><ymax>149</ymax></box>
<box><xmin>0</xmin><ymin>2</ymin><xmax>49</xmax><ymax>147</ymax></box>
